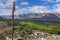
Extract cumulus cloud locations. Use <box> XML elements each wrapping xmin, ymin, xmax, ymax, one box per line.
<box><xmin>0</xmin><ymin>0</ymin><xmax>19</xmax><ymax>15</ymax></box>
<box><xmin>52</xmin><ymin>4</ymin><xmax>60</xmax><ymax>13</ymax></box>
<box><xmin>0</xmin><ymin>0</ymin><xmax>16</xmax><ymax>15</ymax></box>
<box><xmin>0</xmin><ymin>5</ymin><xmax>52</xmax><ymax>15</ymax></box>
<box><xmin>16</xmin><ymin>5</ymin><xmax>60</xmax><ymax>14</ymax></box>
<box><xmin>40</xmin><ymin>0</ymin><xmax>53</xmax><ymax>2</ymax></box>
<box><xmin>0</xmin><ymin>9</ymin><xmax>11</xmax><ymax>15</ymax></box>
<box><xmin>0</xmin><ymin>0</ymin><xmax>60</xmax><ymax>15</ymax></box>
<box><xmin>0</xmin><ymin>0</ymin><xmax>13</xmax><ymax>8</ymax></box>
<box><xmin>56</xmin><ymin>0</ymin><xmax>60</xmax><ymax>2</ymax></box>
<box><xmin>48</xmin><ymin>0</ymin><xmax>60</xmax><ymax>2</ymax></box>
<box><xmin>14</xmin><ymin>6</ymin><xmax>51</xmax><ymax>15</ymax></box>
<box><xmin>20</xmin><ymin>1</ymin><xmax>29</xmax><ymax>5</ymax></box>
<box><xmin>26</xmin><ymin>6</ymin><xmax>51</xmax><ymax>13</ymax></box>
<box><xmin>41</xmin><ymin>0</ymin><xmax>60</xmax><ymax>2</ymax></box>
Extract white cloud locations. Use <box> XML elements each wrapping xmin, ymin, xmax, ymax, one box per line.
<box><xmin>48</xmin><ymin>0</ymin><xmax>51</xmax><ymax>2</ymax></box>
<box><xmin>0</xmin><ymin>0</ymin><xmax>19</xmax><ymax>15</ymax></box>
<box><xmin>0</xmin><ymin>0</ymin><xmax>13</xmax><ymax>8</ymax></box>
<box><xmin>47</xmin><ymin>0</ymin><xmax>56</xmax><ymax>2</ymax></box>
<box><xmin>15</xmin><ymin>6</ymin><xmax>51</xmax><ymax>14</ymax></box>
<box><xmin>1</xmin><ymin>4</ymin><xmax>60</xmax><ymax>15</ymax></box>
<box><xmin>0</xmin><ymin>9</ymin><xmax>11</xmax><ymax>15</ymax></box>
<box><xmin>20</xmin><ymin>1</ymin><xmax>29</xmax><ymax>5</ymax></box>
<box><xmin>52</xmin><ymin>4</ymin><xmax>60</xmax><ymax>13</ymax></box>
<box><xmin>0</xmin><ymin>5</ymin><xmax>52</xmax><ymax>15</ymax></box>
<box><xmin>0</xmin><ymin>0</ymin><xmax>12</xmax><ymax>15</ymax></box>
<box><xmin>0</xmin><ymin>0</ymin><xmax>60</xmax><ymax>15</ymax></box>
<box><xmin>56</xmin><ymin>0</ymin><xmax>60</xmax><ymax>2</ymax></box>
<box><xmin>41</xmin><ymin>0</ymin><xmax>52</xmax><ymax>2</ymax></box>
<box><xmin>27</xmin><ymin>6</ymin><xmax>51</xmax><ymax>13</ymax></box>
<box><xmin>16</xmin><ymin>5</ymin><xmax>60</xmax><ymax>14</ymax></box>
<box><xmin>41</xmin><ymin>0</ymin><xmax>58</xmax><ymax>2</ymax></box>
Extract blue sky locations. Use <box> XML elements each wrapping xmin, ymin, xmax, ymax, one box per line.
<box><xmin>0</xmin><ymin>0</ymin><xmax>60</xmax><ymax>15</ymax></box>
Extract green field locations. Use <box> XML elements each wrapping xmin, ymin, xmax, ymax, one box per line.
<box><xmin>5</xmin><ymin>20</ymin><xmax>60</xmax><ymax>35</ymax></box>
<box><xmin>0</xmin><ymin>19</ymin><xmax>60</xmax><ymax>37</ymax></box>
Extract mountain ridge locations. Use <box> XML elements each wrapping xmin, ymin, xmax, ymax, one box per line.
<box><xmin>0</xmin><ymin>13</ymin><xmax>60</xmax><ymax>20</ymax></box>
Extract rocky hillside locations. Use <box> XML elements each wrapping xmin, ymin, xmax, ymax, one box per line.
<box><xmin>19</xmin><ymin>13</ymin><xmax>60</xmax><ymax>20</ymax></box>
